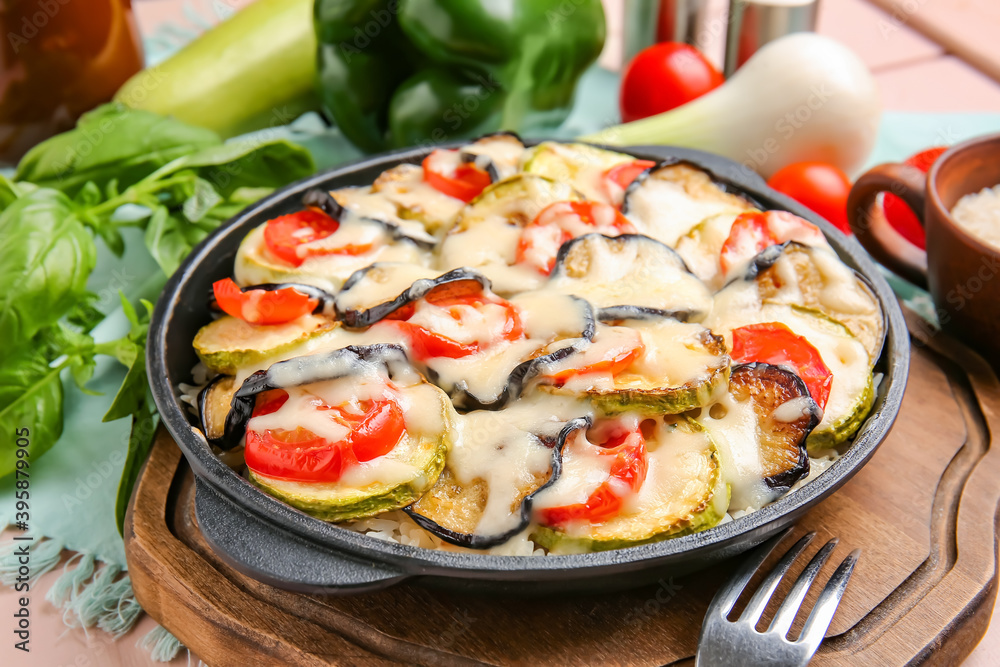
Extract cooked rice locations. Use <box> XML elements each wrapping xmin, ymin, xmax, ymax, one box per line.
<box><xmin>952</xmin><ymin>184</ymin><xmax>1000</xmax><ymax>251</ymax></box>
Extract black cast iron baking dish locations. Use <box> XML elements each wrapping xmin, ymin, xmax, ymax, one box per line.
<box><xmin>147</xmin><ymin>141</ymin><xmax>909</xmax><ymax>596</ymax></box>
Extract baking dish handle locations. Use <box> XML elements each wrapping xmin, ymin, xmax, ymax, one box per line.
<box><xmin>194</xmin><ymin>479</ymin><xmax>408</xmax><ymax>594</ymax></box>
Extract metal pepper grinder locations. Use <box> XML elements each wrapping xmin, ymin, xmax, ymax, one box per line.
<box><xmin>724</xmin><ymin>0</ymin><xmax>819</xmax><ymax>76</ymax></box>
<box><xmin>622</xmin><ymin>0</ymin><xmax>717</xmax><ymax>67</ymax></box>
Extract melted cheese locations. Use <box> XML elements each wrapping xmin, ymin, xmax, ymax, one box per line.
<box><xmin>334</xmin><ymin>263</ymin><xmax>440</xmax><ymax>314</ymax></box>
<box><xmin>370</xmin><ymin>163</ymin><xmax>464</xmax><ymax>231</ymax></box>
<box><xmin>508</xmin><ymin>291</ymin><xmax>590</xmax><ymax>340</ymax></box>
<box><xmin>545</xmin><ymin>236</ymin><xmax>714</xmax><ymax>317</ymax></box>
<box><xmin>626</xmin><ymin>178</ymin><xmax>745</xmax><ymax>246</ymax></box>
<box><xmin>448</xmin><ymin>396</ymin><xmax>589</xmax><ymax>535</ymax></box>
<box><xmin>234</xmin><ymin>224</ymin><xmax>429</xmax><ymax>293</ymax></box>
<box><xmin>437</xmin><ymin>218</ymin><xmax>544</xmax><ymax>294</ymax></box>
<box><xmin>674</xmin><ymin>212</ymin><xmax>742</xmax><ymax>290</ymax></box>
<box><xmin>698</xmin><ymin>394</ymin><xmax>771</xmax><ymax>510</ymax></box>
<box><xmin>462</xmin><ymin>136</ymin><xmax>526</xmax><ymax>180</ymax></box>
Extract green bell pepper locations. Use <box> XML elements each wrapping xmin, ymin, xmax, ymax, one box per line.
<box><xmin>315</xmin><ymin>0</ymin><xmax>606</xmax><ymax>152</ymax></box>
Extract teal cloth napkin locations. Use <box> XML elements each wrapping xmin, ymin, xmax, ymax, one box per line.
<box><xmin>2</xmin><ymin>55</ymin><xmax>1000</xmax><ymax>638</ymax></box>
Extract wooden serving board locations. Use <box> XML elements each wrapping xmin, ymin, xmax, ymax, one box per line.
<box><xmin>125</xmin><ymin>307</ymin><xmax>1000</xmax><ymax>666</ymax></box>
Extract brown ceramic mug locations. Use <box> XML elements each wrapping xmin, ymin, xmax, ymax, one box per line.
<box><xmin>847</xmin><ymin>134</ymin><xmax>1000</xmax><ymax>366</ymax></box>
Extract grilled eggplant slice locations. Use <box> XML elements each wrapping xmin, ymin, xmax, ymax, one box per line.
<box><xmin>547</xmin><ymin>233</ymin><xmax>714</xmax><ymax>320</ymax></box>
<box><xmin>750</xmin><ymin>243</ymin><xmax>886</xmax><ymax>364</ymax></box>
<box><xmin>531</xmin><ymin>416</ymin><xmax>728</xmax><ymax>553</ymax></box>
<box><xmin>437</xmin><ymin>174</ymin><xmax>585</xmax><ymax>294</ymax></box>
<box><xmin>224</xmin><ymin>345</ymin><xmax>455</xmax><ymax>521</ymax></box>
<box><xmin>534</xmin><ymin>318</ymin><xmax>729</xmax><ymax>415</ymax></box>
<box><xmin>197</xmin><ymin>374</ymin><xmax>237</xmax><ymax>443</ymax></box>
<box><xmin>193</xmin><ymin>315</ymin><xmax>338</xmax><ymax>375</ymax></box>
<box><xmin>521</xmin><ymin>141</ymin><xmax>639</xmax><ymax>203</ymax></box>
<box><xmin>622</xmin><ymin>160</ymin><xmax>755</xmax><ymax>247</ymax></box>
<box><xmin>459</xmin><ymin>131</ymin><xmax>526</xmax><ymax>181</ymax></box>
<box><xmin>338</xmin><ymin>268</ymin><xmax>492</xmax><ymax>328</ymax></box>
<box><xmin>709</xmin><ymin>284</ymin><xmax>874</xmax><ymax>449</ymax></box>
<box><xmin>406</xmin><ymin>415</ymin><xmax>590</xmax><ymax>549</ymax></box>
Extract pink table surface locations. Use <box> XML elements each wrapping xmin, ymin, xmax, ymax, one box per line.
<box><xmin>4</xmin><ymin>0</ymin><xmax>1000</xmax><ymax>664</ymax></box>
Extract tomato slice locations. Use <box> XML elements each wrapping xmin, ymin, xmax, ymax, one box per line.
<box><xmin>604</xmin><ymin>159</ymin><xmax>656</xmax><ymax>192</ymax></box>
<box><xmin>881</xmin><ymin>147</ymin><xmax>946</xmax><ymax>251</ymax></box>
<box><xmin>422</xmin><ymin>149</ymin><xmax>492</xmax><ymax>202</ymax></box>
<box><xmin>244</xmin><ymin>388</ymin><xmax>405</xmax><ymax>483</ymax></box>
<box><xmin>262</xmin><ymin>209</ymin><xmax>346</xmax><ymax>267</ymax></box>
<box><xmin>382</xmin><ymin>287</ymin><xmax>523</xmax><ymax>361</ymax></box>
<box><xmin>516</xmin><ymin>201</ymin><xmax>637</xmax><ymax>274</ymax></box>
<box><xmin>212</xmin><ymin>278</ymin><xmax>318</xmax><ymax>325</ymax></box>
<box><xmin>546</xmin><ymin>328</ymin><xmax>645</xmax><ymax>385</ymax></box>
<box><xmin>731</xmin><ymin>323</ymin><xmax>833</xmax><ymax>410</ymax></box>
<box><xmin>719</xmin><ymin>210</ymin><xmax>825</xmax><ymax>275</ymax></box>
<box><xmin>539</xmin><ymin>422</ymin><xmax>648</xmax><ymax>526</ymax></box>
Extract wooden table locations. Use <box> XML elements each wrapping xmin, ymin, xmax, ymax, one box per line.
<box><xmin>4</xmin><ymin>0</ymin><xmax>1000</xmax><ymax>664</ymax></box>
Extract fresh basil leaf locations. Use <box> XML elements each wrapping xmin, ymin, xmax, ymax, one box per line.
<box><xmin>115</xmin><ymin>395</ymin><xmax>158</xmax><ymax>535</ymax></box>
<box><xmin>103</xmin><ymin>341</ymin><xmax>146</xmax><ymax>423</ymax></box>
<box><xmin>0</xmin><ymin>346</ymin><xmax>64</xmax><ymax>478</ymax></box>
<box><xmin>74</xmin><ymin>181</ymin><xmax>103</xmax><ymax>208</ymax></box>
<box><xmin>0</xmin><ymin>175</ymin><xmax>25</xmax><ymax>211</ymax></box>
<box><xmin>159</xmin><ymin>138</ymin><xmax>314</xmax><ymax>198</ymax></box>
<box><xmin>15</xmin><ymin>104</ymin><xmax>221</xmax><ymax>197</ymax></box>
<box><xmin>143</xmin><ymin>206</ymin><xmax>191</xmax><ymax>277</ymax></box>
<box><xmin>0</xmin><ymin>189</ymin><xmax>97</xmax><ymax>344</ymax></box>
<box><xmin>66</xmin><ymin>294</ymin><xmax>105</xmax><ymax>334</ymax></box>
<box><xmin>182</xmin><ymin>178</ymin><xmax>223</xmax><ymax>223</ymax></box>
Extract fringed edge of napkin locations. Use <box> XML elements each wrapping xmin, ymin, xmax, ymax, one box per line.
<box><xmin>0</xmin><ymin>534</ymin><xmax>184</xmax><ymax>662</ymax></box>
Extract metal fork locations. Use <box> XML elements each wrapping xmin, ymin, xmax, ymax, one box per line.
<box><xmin>696</xmin><ymin>529</ymin><xmax>860</xmax><ymax>667</ymax></box>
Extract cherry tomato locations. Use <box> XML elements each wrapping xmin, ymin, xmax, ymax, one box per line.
<box><xmin>422</xmin><ymin>149</ymin><xmax>492</xmax><ymax>202</ymax></box>
<box><xmin>719</xmin><ymin>210</ymin><xmax>825</xmax><ymax>275</ymax></box>
<box><xmin>539</xmin><ymin>422</ymin><xmax>648</xmax><ymax>525</ymax></box>
<box><xmin>731</xmin><ymin>323</ymin><xmax>833</xmax><ymax>410</ymax></box>
<box><xmin>516</xmin><ymin>201</ymin><xmax>636</xmax><ymax>274</ymax></box>
<box><xmin>620</xmin><ymin>43</ymin><xmax>724</xmax><ymax>123</ymax></box>
<box><xmin>381</xmin><ymin>282</ymin><xmax>523</xmax><ymax>361</ymax></box>
<box><xmin>263</xmin><ymin>208</ymin><xmax>372</xmax><ymax>268</ymax></box>
<box><xmin>212</xmin><ymin>278</ymin><xmax>318</xmax><ymax>325</ymax></box>
<box><xmin>767</xmin><ymin>162</ymin><xmax>852</xmax><ymax>234</ymax></box>
<box><xmin>546</xmin><ymin>328</ymin><xmax>645</xmax><ymax>385</ymax></box>
<box><xmin>880</xmin><ymin>147</ymin><xmax>946</xmax><ymax>250</ymax></box>
<box><xmin>244</xmin><ymin>388</ymin><xmax>405</xmax><ymax>483</ymax></box>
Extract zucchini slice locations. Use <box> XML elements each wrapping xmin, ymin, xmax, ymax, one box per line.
<box><xmin>334</xmin><ymin>263</ymin><xmax>440</xmax><ymax>319</ymax></box>
<box><xmin>197</xmin><ymin>374</ymin><xmax>237</xmax><ymax>443</ymax></box>
<box><xmin>673</xmin><ymin>211</ymin><xmax>748</xmax><ymax>290</ymax></box>
<box><xmin>193</xmin><ymin>314</ymin><xmax>338</xmax><ymax>375</ymax></box>
<box><xmin>437</xmin><ymin>174</ymin><xmax>585</xmax><ymax>294</ymax></box>
<box><xmin>751</xmin><ymin>243</ymin><xmax>886</xmax><ymax>364</ymax></box>
<box><xmin>531</xmin><ymin>417</ymin><xmax>729</xmax><ymax>553</ymax></box>
<box><xmin>406</xmin><ymin>416</ymin><xmax>590</xmax><ymax>548</ymax></box>
<box><xmin>546</xmin><ymin>233</ymin><xmax>714</xmax><ymax>320</ymax></box>
<box><xmin>368</xmin><ymin>162</ymin><xmax>466</xmax><ymax>233</ymax></box>
<box><xmin>521</xmin><ymin>141</ymin><xmax>638</xmax><ymax>203</ymax></box>
<box><xmin>534</xmin><ymin>318</ymin><xmax>729</xmax><ymax>415</ymax></box>
<box><xmin>708</xmin><ymin>286</ymin><xmax>875</xmax><ymax>449</ymax></box>
<box><xmin>622</xmin><ymin>161</ymin><xmax>755</xmax><ymax>247</ymax></box>
<box><xmin>233</xmin><ymin>221</ymin><xmax>429</xmax><ymax>293</ymax></box>
<box><xmin>227</xmin><ymin>345</ymin><xmax>456</xmax><ymax>522</ymax></box>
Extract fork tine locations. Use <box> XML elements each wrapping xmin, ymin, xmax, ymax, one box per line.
<box><xmin>796</xmin><ymin>548</ymin><xmax>861</xmax><ymax>653</ymax></box>
<box><xmin>767</xmin><ymin>538</ymin><xmax>839</xmax><ymax>637</ymax></box>
<box><xmin>738</xmin><ymin>532</ymin><xmax>816</xmax><ymax>625</ymax></box>
<box><xmin>705</xmin><ymin>528</ymin><xmax>793</xmax><ymax>618</ymax></box>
